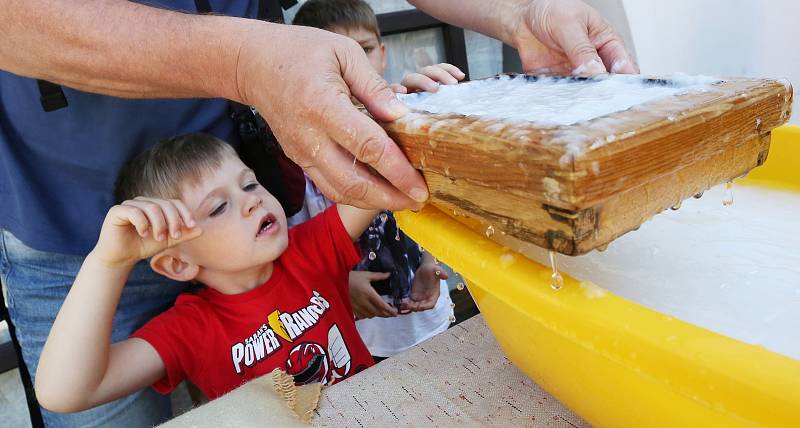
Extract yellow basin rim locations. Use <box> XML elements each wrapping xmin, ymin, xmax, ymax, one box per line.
<box><xmin>395</xmin><ymin>125</ymin><xmax>800</xmax><ymax>427</ymax></box>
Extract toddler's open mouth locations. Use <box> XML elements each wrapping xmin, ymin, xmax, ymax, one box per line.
<box><xmin>256</xmin><ymin>213</ymin><xmax>277</xmax><ymax>238</ymax></box>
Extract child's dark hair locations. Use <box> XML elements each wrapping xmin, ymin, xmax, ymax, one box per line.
<box><xmin>114</xmin><ymin>133</ymin><xmax>238</xmax><ymax>203</ymax></box>
<box><xmin>292</xmin><ymin>0</ymin><xmax>380</xmax><ymax>40</ymax></box>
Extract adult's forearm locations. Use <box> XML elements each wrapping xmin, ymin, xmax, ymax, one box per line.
<box><xmin>409</xmin><ymin>0</ymin><xmax>525</xmax><ymax>45</ymax></box>
<box><xmin>0</xmin><ymin>0</ymin><xmax>260</xmax><ymax>101</ymax></box>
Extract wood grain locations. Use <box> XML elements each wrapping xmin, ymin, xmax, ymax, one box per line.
<box><xmin>383</xmin><ymin>75</ymin><xmax>793</xmax><ymax>255</ymax></box>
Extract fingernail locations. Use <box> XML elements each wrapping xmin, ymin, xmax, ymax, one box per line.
<box><xmin>173</xmin><ymin>230</ymin><xmax>182</xmax><ymax>239</ymax></box>
<box><xmin>610</xmin><ymin>59</ymin><xmax>629</xmax><ymax>74</ymax></box>
<box><xmin>157</xmin><ymin>233</ymin><xmax>165</xmax><ymax>242</ymax></box>
<box><xmin>410</xmin><ymin>187</ymin><xmax>428</xmax><ymax>202</ymax></box>
<box><xmin>389</xmin><ymin>98</ymin><xmax>409</xmax><ymax>117</ymax></box>
<box><xmin>572</xmin><ymin>59</ymin><xmax>605</xmax><ymax>76</ymax></box>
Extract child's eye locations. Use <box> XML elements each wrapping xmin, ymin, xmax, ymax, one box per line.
<box><xmin>209</xmin><ymin>202</ymin><xmax>227</xmax><ymax>217</ymax></box>
<box><xmin>363</xmin><ymin>46</ymin><xmax>373</xmax><ymax>54</ymax></box>
<box><xmin>243</xmin><ymin>182</ymin><xmax>258</xmax><ymax>192</ymax></box>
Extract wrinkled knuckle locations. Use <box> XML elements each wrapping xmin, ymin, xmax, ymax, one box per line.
<box><xmin>570</xmin><ymin>41</ymin><xmax>598</xmax><ymax>60</ymax></box>
<box><xmin>356</xmin><ymin>135</ymin><xmax>387</xmax><ymax>165</ymax></box>
<box><xmin>340</xmin><ymin>180</ymin><xmax>370</xmax><ymax>203</ymax></box>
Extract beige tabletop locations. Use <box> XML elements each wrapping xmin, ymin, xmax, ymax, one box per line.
<box><xmin>163</xmin><ymin>315</ymin><xmax>589</xmax><ymax>427</ymax></box>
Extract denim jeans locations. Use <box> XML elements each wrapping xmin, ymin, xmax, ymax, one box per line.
<box><xmin>0</xmin><ymin>230</ymin><xmax>186</xmax><ymax>427</ymax></box>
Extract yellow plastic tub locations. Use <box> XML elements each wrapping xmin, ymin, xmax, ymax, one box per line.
<box><xmin>395</xmin><ymin>125</ymin><xmax>800</xmax><ymax>427</ymax></box>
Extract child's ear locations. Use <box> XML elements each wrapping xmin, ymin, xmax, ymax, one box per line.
<box><xmin>150</xmin><ymin>251</ymin><xmax>199</xmax><ymax>282</ymax></box>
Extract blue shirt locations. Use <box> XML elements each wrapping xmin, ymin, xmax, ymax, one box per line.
<box><xmin>0</xmin><ymin>1</ymin><xmax>258</xmax><ymax>255</ymax></box>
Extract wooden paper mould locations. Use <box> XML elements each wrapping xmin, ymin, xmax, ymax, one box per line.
<box><xmin>383</xmin><ymin>74</ymin><xmax>793</xmax><ymax>255</ymax></box>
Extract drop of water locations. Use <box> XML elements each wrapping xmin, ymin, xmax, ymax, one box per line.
<box><xmin>671</xmin><ymin>201</ymin><xmax>682</xmax><ymax>210</ymax></box>
<box><xmin>368</xmin><ymin>251</ymin><xmax>377</xmax><ymax>261</ymax></box>
<box><xmin>433</xmin><ymin>258</ymin><xmax>440</xmax><ymax>265</ymax></box>
<box><xmin>448</xmin><ymin>315</ymin><xmax>456</xmax><ymax>323</ymax></box>
<box><xmin>380</xmin><ymin>212</ymin><xmax>388</xmax><ymax>223</ymax></box>
<box><xmin>449</xmin><ymin>302</ymin><xmax>456</xmax><ymax>308</ymax></box>
<box><xmin>597</xmin><ymin>244</ymin><xmax>609</xmax><ymax>252</ymax></box>
<box><xmin>723</xmin><ymin>181</ymin><xmax>734</xmax><ymax>206</ymax></box>
<box><xmin>456</xmin><ymin>282</ymin><xmax>465</xmax><ymax>291</ymax></box>
<box><xmin>548</xmin><ymin>250</ymin><xmax>563</xmax><ymax>291</ymax></box>
<box><xmin>435</xmin><ymin>270</ymin><xmax>441</xmax><ymax>277</ymax></box>
<box><xmin>395</xmin><ymin>228</ymin><xmax>401</xmax><ymax>241</ymax></box>
<box><xmin>485</xmin><ymin>225</ymin><xmax>495</xmax><ymax>237</ymax></box>
<box><xmin>551</xmin><ymin>272</ymin><xmax>564</xmax><ymax>291</ymax></box>
<box><xmin>693</xmin><ymin>191</ymin><xmax>704</xmax><ymax>199</ymax></box>
<box><xmin>419</xmin><ymin>245</ymin><xmax>425</xmax><ymax>253</ymax></box>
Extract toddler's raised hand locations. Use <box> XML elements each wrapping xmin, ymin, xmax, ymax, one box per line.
<box><xmin>397</xmin><ymin>63</ymin><xmax>465</xmax><ymax>94</ymax></box>
<box><xmin>93</xmin><ymin>197</ymin><xmax>202</xmax><ymax>267</ymax></box>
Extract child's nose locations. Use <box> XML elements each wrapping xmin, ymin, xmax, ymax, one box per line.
<box><xmin>242</xmin><ymin>193</ymin><xmax>262</xmax><ymax>216</ymax></box>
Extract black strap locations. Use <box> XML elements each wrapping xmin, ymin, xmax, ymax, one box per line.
<box><xmin>0</xmin><ymin>279</ymin><xmax>45</xmax><ymax>428</ymax></box>
<box><xmin>194</xmin><ymin>0</ymin><xmax>211</xmax><ymax>13</ymax></box>
<box><xmin>36</xmin><ymin>79</ymin><xmax>68</xmax><ymax>112</ymax></box>
<box><xmin>195</xmin><ymin>0</ymin><xmax>297</xmax><ymax>21</ymax></box>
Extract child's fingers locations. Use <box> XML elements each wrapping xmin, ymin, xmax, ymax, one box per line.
<box><xmin>124</xmin><ymin>199</ymin><xmax>169</xmax><ymax>242</ymax></box>
<box><xmin>167</xmin><ymin>225</ymin><xmax>203</xmax><ymax>247</ymax></box>
<box><xmin>389</xmin><ymin>83</ymin><xmax>408</xmax><ymax>94</ymax></box>
<box><xmin>434</xmin><ymin>63</ymin><xmax>466</xmax><ymax>81</ymax></box>
<box><xmin>401</xmin><ymin>73</ymin><xmax>439</xmax><ymax>93</ymax></box>
<box><xmin>114</xmin><ymin>205</ymin><xmax>151</xmax><ymax>237</ymax></box>
<box><xmin>437</xmin><ymin>269</ymin><xmax>449</xmax><ymax>280</ymax></box>
<box><xmin>171</xmin><ymin>199</ymin><xmax>196</xmax><ymax>228</ymax></box>
<box><xmin>418</xmin><ymin>65</ymin><xmax>459</xmax><ymax>85</ymax></box>
<box><xmin>366</xmin><ymin>271</ymin><xmax>392</xmax><ymax>281</ymax></box>
<box><xmin>144</xmin><ymin>198</ymin><xmax>184</xmax><ymax>240</ymax></box>
<box><xmin>369</xmin><ymin>294</ymin><xmax>397</xmax><ymax>317</ymax></box>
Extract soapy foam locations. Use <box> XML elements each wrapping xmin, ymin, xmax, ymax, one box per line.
<box><xmin>399</xmin><ymin>74</ymin><xmax>718</xmax><ymax>126</ymax></box>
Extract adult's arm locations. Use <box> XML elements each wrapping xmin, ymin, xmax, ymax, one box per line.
<box><xmin>409</xmin><ymin>0</ymin><xmax>638</xmax><ymax>75</ymax></box>
<box><xmin>0</xmin><ymin>0</ymin><xmax>428</xmax><ymax>210</ymax></box>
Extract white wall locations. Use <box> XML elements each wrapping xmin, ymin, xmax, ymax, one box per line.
<box><xmin>622</xmin><ymin>0</ymin><xmax>800</xmax><ymax>124</ymax></box>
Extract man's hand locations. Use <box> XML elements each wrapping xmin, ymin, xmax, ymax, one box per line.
<box><xmin>404</xmin><ymin>262</ymin><xmax>446</xmax><ymax>312</ymax></box>
<box><xmin>348</xmin><ymin>271</ymin><xmax>398</xmax><ymax>319</ymax></box>
<box><xmin>395</xmin><ymin>63</ymin><xmax>466</xmax><ymax>94</ymax></box>
<box><xmin>93</xmin><ymin>197</ymin><xmax>201</xmax><ymax>267</ymax></box>
<box><xmin>508</xmin><ymin>0</ymin><xmax>639</xmax><ymax>75</ymax></box>
<box><xmin>236</xmin><ymin>24</ymin><xmax>429</xmax><ymax>211</ymax></box>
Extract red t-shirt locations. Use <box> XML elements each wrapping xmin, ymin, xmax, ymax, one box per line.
<box><xmin>131</xmin><ymin>206</ymin><xmax>373</xmax><ymax>399</ymax></box>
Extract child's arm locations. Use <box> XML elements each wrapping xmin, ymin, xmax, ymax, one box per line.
<box><xmin>35</xmin><ymin>198</ymin><xmax>201</xmax><ymax>413</ymax></box>
<box><xmin>336</xmin><ymin>205</ymin><xmax>381</xmax><ymax>241</ymax></box>
<box><xmin>394</xmin><ymin>63</ymin><xmax>466</xmax><ymax>94</ymax></box>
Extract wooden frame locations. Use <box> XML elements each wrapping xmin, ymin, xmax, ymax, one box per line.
<box><xmin>383</xmin><ymin>75</ymin><xmax>793</xmax><ymax>255</ymax></box>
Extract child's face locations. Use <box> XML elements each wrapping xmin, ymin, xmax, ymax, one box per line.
<box><xmin>175</xmin><ymin>154</ymin><xmax>289</xmax><ymax>274</ymax></box>
<box><xmin>330</xmin><ymin>26</ymin><xmax>386</xmax><ymax>76</ymax></box>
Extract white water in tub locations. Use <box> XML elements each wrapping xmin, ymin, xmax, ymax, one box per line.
<box><xmin>515</xmin><ymin>183</ymin><xmax>800</xmax><ymax>359</ymax></box>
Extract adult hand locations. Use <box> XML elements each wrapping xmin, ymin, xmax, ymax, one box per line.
<box><xmin>509</xmin><ymin>0</ymin><xmax>639</xmax><ymax>75</ymax></box>
<box><xmin>236</xmin><ymin>24</ymin><xmax>428</xmax><ymax>211</ymax></box>
<box><xmin>348</xmin><ymin>271</ymin><xmax>398</xmax><ymax>319</ymax></box>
